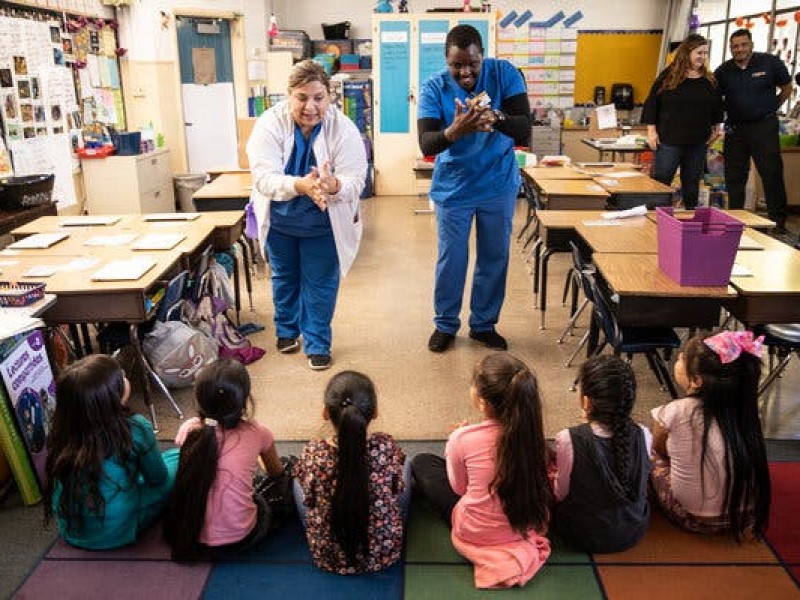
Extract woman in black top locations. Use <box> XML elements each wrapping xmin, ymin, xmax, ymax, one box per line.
<box><xmin>642</xmin><ymin>34</ymin><xmax>724</xmax><ymax>208</ymax></box>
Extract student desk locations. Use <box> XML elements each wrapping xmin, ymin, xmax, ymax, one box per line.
<box><xmin>206</xmin><ymin>167</ymin><xmax>249</xmax><ymax>181</ymax></box>
<box><xmin>192</xmin><ymin>173</ymin><xmax>252</xmax><ymax>211</ymax></box>
<box><xmin>582</xmin><ymin>138</ymin><xmax>649</xmax><ymax>163</ymax></box>
<box><xmin>0</xmin><ymin>251</ymin><xmax>184</xmax><ymax>429</ymax></box>
<box><xmin>11</xmin><ymin>212</ymin><xmax>254</xmax><ymax>314</ymax></box>
<box><xmin>576</xmin><ymin>217</ymin><xmax>658</xmax><ymax>254</ymax></box>
<box><xmin>592</xmin><ymin>253</ymin><xmax>737</xmax><ymax>329</ymax></box>
<box><xmin>532</xmin><ymin>179</ymin><xmax>610</xmax><ymax>210</ymax></box>
<box><xmin>522</xmin><ymin>166</ymin><xmax>591</xmax><ymax>181</ymax></box>
<box><xmin>593</xmin><ymin>174</ymin><xmax>674</xmax><ymax>209</ymax></box>
<box><xmin>645</xmin><ymin>209</ymin><xmax>776</xmax><ymax>231</ymax></box>
<box><xmin>726</xmin><ymin>249</ymin><xmax>800</xmax><ymax>324</ymax></box>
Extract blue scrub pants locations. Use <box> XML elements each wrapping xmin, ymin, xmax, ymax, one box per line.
<box><xmin>433</xmin><ymin>191</ymin><xmax>516</xmax><ymax>334</ymax></box>
<box><xmin>266</xmin><ymin>228</ymin><xmax>340</xmax><ymax>356</ymax></box>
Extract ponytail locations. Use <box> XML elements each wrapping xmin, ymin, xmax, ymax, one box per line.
<box><xmin>324</xmin><ymin>371</ymin><xmax>377</xmax><ymax>566</ymax></box>
<box><xmin>163</xmin><ymin>422</ymin><xmax>219</xmax><ymax>561</ymax></box>
<box><xmin>477</xmin><ymin>353</ymin><xmax>551</xmax><ymax>535</ymax></box>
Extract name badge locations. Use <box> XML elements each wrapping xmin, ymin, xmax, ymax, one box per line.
<box><xmin>752</xmin><ymin>71</ymin><xmax>766</xmax><ymax>78</ymax></box>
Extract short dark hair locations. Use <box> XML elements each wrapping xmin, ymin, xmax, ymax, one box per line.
<box><xmin>445</xmin><ymin>24</ymin><xmax>483</xmax><ymax>54</ymax></box>
<box><xmin>729</xmin><ymin>28</ymin><xmax>752</xmax><ymax>42</ymax></box>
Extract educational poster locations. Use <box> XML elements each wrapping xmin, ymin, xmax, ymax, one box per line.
<box><xmin>0</xmin><ymin>329</ymin><xmax>57</xmax><ymax>486</ymax></box>
<box><xmin>379</xmin><ymin>20</ymin><xmax>411</xmax><ymax>134</ymax></box>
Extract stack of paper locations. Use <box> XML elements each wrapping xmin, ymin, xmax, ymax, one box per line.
<box><xmin>8</xmin><ymin>233</ymin><xmax>69</xmax><ymax>249</ymax></box>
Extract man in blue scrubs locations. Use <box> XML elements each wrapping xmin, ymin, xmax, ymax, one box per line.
<box><xmin>715</xmin><ymin>28</ymin><xmax>793</xmax><ymax>234</ymax></box>
<box><xmin>418</xmin><ymin>24</ymin><xmax>530</xmax><ymax>352</ymax></box>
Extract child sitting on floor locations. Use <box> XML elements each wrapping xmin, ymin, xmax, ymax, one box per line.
<box><xmin>411</xmin><ymin>352</ymin><xmax>552</xmax><ymax>588</ymax></box>
<box><xmin>650</xmin><ymin>331</ymin><xmax>771</xmax><ymax>540</ymax></box>
<box><xmin>292</xmin><ymin>370</ymin><xmax>408</xmax><ymax>574</ymax></box>
<box><xmin>163</xmin><ymin>359</ymin><xmax>285</xmax><ymax>560</ymax></box>
<box><xmin>44</xmin><ymin>355</ymin><xmax>178</xmax><ymax>550</ymax></box>
<box><xmin>552</xmin><ymin>355</ymin><xmax>651</xmax><ymax>552</ymax></box>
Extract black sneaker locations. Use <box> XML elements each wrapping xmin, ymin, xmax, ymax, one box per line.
<box><xmin>428</xmin><ymin>330</ymin><xmax>455</xmax><ymax>353</ymax></box>
<box><xmin>276</xmin><ymin>337</ymin><xmax>300</xmax><ymax>353</ymax></box>
<box><xmin>308</xmin><ymin>354</ymin><xmax>332</xmax><ymax>370</ymax></box>
<box><xmin>469</xmin><ymin>329</ymin><xmax>508</xmax><ymax>350</ymax></box>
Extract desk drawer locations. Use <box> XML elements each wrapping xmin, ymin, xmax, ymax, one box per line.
<box><xmin>140</xmin><ymin>184</ymin><xmax>175</xmax><ymax>213</ymax></box>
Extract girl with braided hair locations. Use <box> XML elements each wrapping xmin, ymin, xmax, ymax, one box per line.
<box><xmin>412</xmin><ymin>352</ymin><xmax>552</xmax><ymax>588</ymax></box>
<box><xmin>552</xmin><ymin>355</ymin><xmax>651</xmax><ymax>553</ymax></box>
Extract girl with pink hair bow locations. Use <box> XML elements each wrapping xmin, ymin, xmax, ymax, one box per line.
<box><xmin>649</xmin><ymin>330</ymin><xmax>770</xmax><ymax>540</ymax></box>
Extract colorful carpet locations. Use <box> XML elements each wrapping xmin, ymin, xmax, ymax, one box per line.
<box><xmin>13</xmin><ymin>463</ymin><xmax>800</xmax><ymax>599</ymax></box>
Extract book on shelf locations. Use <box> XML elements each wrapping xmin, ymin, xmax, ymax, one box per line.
<box><xmin>0</xmin><ymin>328</ymin><xmax>56</xmax><ymax>505</ymax></box>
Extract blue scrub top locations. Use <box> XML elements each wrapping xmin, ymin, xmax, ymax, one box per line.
<box><xmin>418</xmin><ymin>58</ymin><xmax>525</xmax><ymax>204</ymax></box>
<box><xmin>270</xmin><ymin>123</ymin><xmax>332</xmax><ymax>237</ymax></box>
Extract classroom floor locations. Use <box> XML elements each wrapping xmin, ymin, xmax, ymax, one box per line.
<box><xmin>2</xmin><ymin>195</ymin><xmax>800</xmax><ymax>598</ymax></box>
<box><xmin>134</xmin><ymin>195</ymin><xmax>800</xmax><ymax>443</ymax></box>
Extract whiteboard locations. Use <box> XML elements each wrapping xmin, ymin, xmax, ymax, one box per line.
<box><xmin>180</xmin><ymin>82</ymin><xmax>238</xmax><ymax>174</ymax></box>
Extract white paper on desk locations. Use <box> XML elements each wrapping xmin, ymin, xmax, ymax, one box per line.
<box><xmin>83</xmin><ymin>234</ymin><xmax>138</xmax><ymax>246</ymax></box>
<box><xmin>595</xmin><ymin>103</ymin><xmax>617</xmax><ymax>130</ymax></box>
<box><xmin>22</xmin><ymin>265</ymin><xmax>58</xmax><ymax>277</ymax></box>
<box><xmin>144</xmin><ymin>213</ymin><xmax>200</xmax><ymax>221</ymax></box>
<box><xmin>8</xmin><ymin>232</ymin><xmax>69</xmax><ymax>249</ymax></box>
<box><xmin>92</xmin><ymin>257</ymin><xmax>157</xmax><ymax>281</ymax></box>
<box><xmin>597</xmin><ymin>178</ymin><xmax>620</xmax><ymax>187</ymax></box>
<box><xmin>731</xmin><ymin>264</ymin><xmax>753</xmax><ymax>277</ymax></box>
<box><xmin>738</xmin><ymin>234</ymin><xmax>764</xmax><ymax>250</ymax></box>
<box><xmin>60</xmin><ymin>216</ymin><xmax>121</xmax><ymax>226</ymax></box>
<box><xmin>132</xmin><ymin>233</ymin><xmax>186</xmax><ymax>250</ymax></box>
<box><xmin>601</xmin><ymin>205</ymin><xmax>648</xmax><ymax>220</ymax></box>
<box><xmin>611</xmin><ymin>171</ymin><xmax>644</xmax><ymax>178</ymax></box>
<box><xmin>582</xmin><ymin>220</ymin><xmax>624</xmax><ymax>226</ymax></box>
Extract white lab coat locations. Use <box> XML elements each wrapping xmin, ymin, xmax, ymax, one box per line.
<box><xmin>246</xmin><ymin>100</ymin><xmax>367</xmax><ymax>276</ymax></box>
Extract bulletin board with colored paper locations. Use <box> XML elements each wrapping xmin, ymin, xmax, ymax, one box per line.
<box><xmin>574</xmin><ymin>31</ymin><xmax>662</xmax><ymax>106</ymax></box>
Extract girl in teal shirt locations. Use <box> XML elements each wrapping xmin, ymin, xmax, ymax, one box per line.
<box><xmin>44</xmin><ymin>355</ymin><xmax>178</xmax><ymax>550</ymax></box>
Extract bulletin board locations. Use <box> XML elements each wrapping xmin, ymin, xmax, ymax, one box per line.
<box><xmin>574</xmin><ymin>31</ymin><xmax>662</xmax><ymax>106</ymax></box>
<box><xmin>0</xmin><ymin>3</ymin><xmax>124</xmax><ymax>209</ymax></box>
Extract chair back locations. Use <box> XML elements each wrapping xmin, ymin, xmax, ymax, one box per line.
<box><xmin>157</xmin><ymin>270</ymin><xmax>189</xmax><ymax>322</ymax></box>
<box><xmin>569</xmin><ymin>241</ymin><xmax>594</xmax><ymax>301</ymax></box>
<box><xmin>522</xmin><ymin>178</ymin><xmax>544</xmax><ymax>211</ymax></box>
<box><xmin>589</xmin><ymin>277</ymin><xmax>621</xmax><ymax>349</ymax></box>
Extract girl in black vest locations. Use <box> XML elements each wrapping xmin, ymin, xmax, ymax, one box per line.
<box><xmin>552</xmin><ymin>355</ymin><xmax>651</xmax><ymax>553</ymax></box>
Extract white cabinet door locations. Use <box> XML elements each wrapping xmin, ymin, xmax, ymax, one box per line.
<box><xmin>181</xmin><ymin>83</ymin><xmax>238</xmax><ymax>175</ymax></box>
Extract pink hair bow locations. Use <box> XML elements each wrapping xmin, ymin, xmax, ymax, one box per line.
<box><xmin>703</xmin><ymin>331</ymin><xmax>764</xmax><ymax>364</ymax></box>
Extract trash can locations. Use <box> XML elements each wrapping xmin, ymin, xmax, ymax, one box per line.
<box><xmin>0</xmin><ymin>174</ymin><xmax>55</xmax><ymax>211</ymax></box>
<box><xmin>173</xmin><ymin>174</ymin><xmax>207</xmax><ymax>212</ymax></box>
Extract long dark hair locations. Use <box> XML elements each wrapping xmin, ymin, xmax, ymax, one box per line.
<box><xmin>577</xmin><ymin>355</ymin><xmax>638</xmax><ymax>500</ymax></box>
<box><xmin>163</xmin><ymin>359</ymin><xmax>252</xmax><ymax>560</ymax></box>
<box><xmin>683</xmin><ymin>333</ymin><xmax>770</xmax><ymax>540</ymax></box>
<box><xmin>44</xmin><ymin>355</ymin><xmax>133</xmax><ymax>534</ymax></box>
<box><xmin>325</xmin><ymin>370</ymin><xmax>377</xmax><ymax>566</ymax></box>
<box><xmin>475</xmin><ymin>353</ymin><xmax>551</xmax><ymax>535</ymax></box>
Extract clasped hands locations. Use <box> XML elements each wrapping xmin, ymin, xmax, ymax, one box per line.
<box><xmin>444</xmin><ymin>97</ymin><xmax>499</xmax><ymax>142</ymax></box>
<box><xmin>295</xmin><ymin>160</ymin><xmax>339</xmax><ymax>211</ymax></box>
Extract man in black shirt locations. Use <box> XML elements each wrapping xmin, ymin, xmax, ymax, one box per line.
<box><xmin>715</xmin><ymin>28</ymin><xmax>793</xmax><ymax>233</ymax></box>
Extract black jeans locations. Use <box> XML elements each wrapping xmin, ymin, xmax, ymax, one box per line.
<box><xmin>723</xmin><ymin>116</ymin><xmax>787</xmax><ymax>226</ymax></box>
<box><xmin>410</xmin><ymin>453</ymin><xmax>460</xmax><ymax>525</ymax></box>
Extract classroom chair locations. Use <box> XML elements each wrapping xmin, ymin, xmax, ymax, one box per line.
<box><xmin>518</xmin><ymin>177</ymin><xmax>544</xmax><ymax>250</ymax></box>
<box><xmin>571</xmin><ymin>277</ymin><xmax>681</xmax><ymax>398</ymax></box>
<box><xmin>754</xmin><ymin>324</ymin><xmax>800</xmax><ymax>400</ymax></box>
<box><xmin>559</xmin><ymin>241</ymin><xmax>595</xmax><ymax>354</ymax></box>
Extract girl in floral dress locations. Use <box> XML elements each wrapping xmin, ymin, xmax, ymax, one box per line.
<box><xmin>293</xmin><ymin>370</ymin><xmax>409</xmax><ymax>574</ymax></box>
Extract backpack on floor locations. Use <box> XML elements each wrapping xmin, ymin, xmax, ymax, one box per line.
<box><xmin>142</xmin><ymin>320</ymin><xmax>218</xmax><ymax>388</ymax></box>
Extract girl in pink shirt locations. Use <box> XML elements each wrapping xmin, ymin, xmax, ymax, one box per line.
<box><xmin>163</xmin><ymin>359</ymin><xmax>285</xmax><ymax>560</ymax></box>
<box><xmin>650</xmin><ymin>331</ymin><xmax>771</xmax><ymax>540</ymax></box>
<box><xmin>411</xmin><ymin>352</ymin><xmax>552</xmax><ymax>588</ymax></box>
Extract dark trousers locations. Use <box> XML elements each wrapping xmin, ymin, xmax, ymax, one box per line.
<box><xmin>723</xmin><ymin>116</ymin><xmax>787</xmax><ymax>226</ymax></box>
<box><xmin>410</xmin><ymin>453</ymin><xmax>460</xmax><ymax>525</ymax></box>
<box><xmin>652</xmin><ymin>142</ymin><xmax>707</xmax><ymax>209</ymax></box>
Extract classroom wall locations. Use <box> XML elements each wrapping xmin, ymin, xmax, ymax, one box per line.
<box><xmin>272</xmin><ymin>0</ymin><xmax>668</xmax><ymax>40</ymax></box>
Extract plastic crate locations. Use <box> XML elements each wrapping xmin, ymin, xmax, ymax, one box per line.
<box><xmin>656</xmin><ymin>207</ymin><xmax>744</xmax><ymax>286</ymax></box>
<box><xmin>322</xmin><ymin>21</ymin><xmax>350</xmax><ymax>40</ymax></box>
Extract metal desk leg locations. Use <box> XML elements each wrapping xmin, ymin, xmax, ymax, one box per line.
<box><xmin>237</xmin><ymin>237</ymin><xmax>254</xmax><ymax>311</ymax></box>
<box><xmin>539</xmin><ymin>248</ymin><xmax>558</xmax><ymax>329</ymax></box>
<box><xmin>227</xmin><ymin>249</ymin><xmax>242</xmax><ymax>327</ymax></box>
<box><xmin>531</xmin><ymin>239</ymin><xmax>543</xmax><ymax>304</ymax></box>
<box><xmin>128</xmin><ymin>324</ymin><xmax>158</xmax><ymax>432</ymax></box>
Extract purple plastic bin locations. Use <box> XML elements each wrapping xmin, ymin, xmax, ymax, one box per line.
<box><xmin>656</xmin><ymin>207</ymin><xmax>744</xmax><ymax>286</ymax></box>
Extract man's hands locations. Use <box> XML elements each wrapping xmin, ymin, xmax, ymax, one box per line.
<box><xmin>444</xmin><ymin>98</ymin><xmax>498</xmax><ymax>142</ymax></box>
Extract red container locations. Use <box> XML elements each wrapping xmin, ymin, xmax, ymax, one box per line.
<box><xmin>656</xmin><ymin>207</ymin><xmax>744</xmax><ymax>286</ymax></box>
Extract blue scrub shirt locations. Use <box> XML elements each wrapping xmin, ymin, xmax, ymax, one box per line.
<box><xmin>417</xmin><ymin>58</ymin><xmax>526</xmax><ymax>204</ymax></box>
<box><xmin>270</xmin><ymin>123</ymin><xmax>332</xmax><ymax>237</ymax></box>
